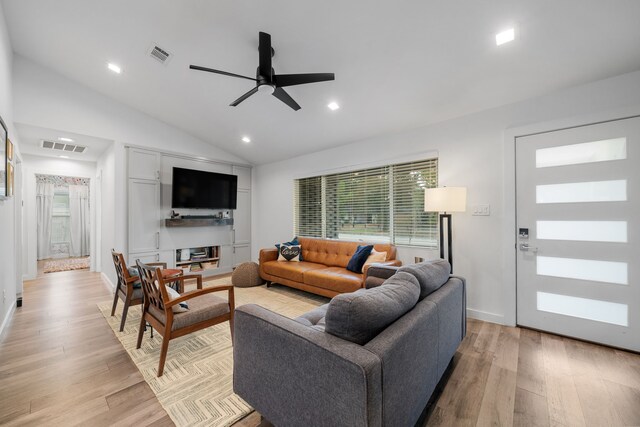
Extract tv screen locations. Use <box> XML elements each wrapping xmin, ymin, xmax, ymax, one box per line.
<box><xmin>171</xmin><ymin>167</ymin><xmax>237</xmax><ymax>209</ymax></box>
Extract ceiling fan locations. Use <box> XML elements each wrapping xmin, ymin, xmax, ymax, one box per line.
<box><xmin>189</xmin><ymin>31</ymin><xmax>335</xmax><ymax>111</ymax></box>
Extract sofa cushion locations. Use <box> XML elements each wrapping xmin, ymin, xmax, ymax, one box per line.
<box><xmin>398</xmin><ymin>259</ymin><xmax>451</xmax><ymax>300</ymax></box>
<box><xmin>303</xmin><ymin>267</ymin><xmax>363</xmax><ymax>294</ymax></box>
<box><xmin>325</xmin><ymin>271</ymin><xmax>420</xmax><ymax>345</ymax></box>
<box><xmin>346</xmin><ymin>245</ymin><xmax>374</xmax><ymax>273</ymax></box>
<box><xmin>294</xmin><ymin>304</ymin><xmax>329</xmax><ymax>332</ymax></box>
<box><xmin>262</xmin><ymin>261</ymin><xmax>327</xmax><ymax>282</ymax></box>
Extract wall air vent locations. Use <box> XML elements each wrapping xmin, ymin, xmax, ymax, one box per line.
<box><xmin>41</xmin><ymin>140</ymin><xmax>87</xmax><ymax>154</ymax></box>
<box><xmin>149</xmin><ymin>44</ymin><xmax>172</xmax><ymax>65</ymax></box>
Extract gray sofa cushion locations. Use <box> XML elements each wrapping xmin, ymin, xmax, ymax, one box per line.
<box><xmin>399</xmin><ymin>259</ymin><xmax>451</xmax><ymax>300</ymax></box>
<box><xmin>325</xmin><ymin>272</ymin><xmax>420</xmax><ymax>345</ymax></box>
<box><xmin>294</xmin><ymin>304</ymin><xmax>329</xmax><ymax>332</ymax></box>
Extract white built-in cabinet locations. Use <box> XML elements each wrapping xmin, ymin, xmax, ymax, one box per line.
<box><xmin>232</xmin><ymin>166</ymin><xmax>251</xmax><ymax>266</ymax></box>
<box><xmin>127</xmin><ymin>148</ymin><xmax>252</xmax><ymax>274</ymax></box>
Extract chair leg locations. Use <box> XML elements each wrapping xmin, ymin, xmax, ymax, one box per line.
<box><xmin>136</xmin><ymin>312</ymin><xmax>147</xmax><ymax>349</ymax></box>
<box><xmin>110</xmin><ymin>289</ymin><xmax>119</xmax><ymax>316</ymax></box>
<box><xmin>157</xmin><ymin>334</ymin><xmax>171</xmax><ymax>377</ymax></box>
<box><xmin>119</xmin><ymin>297</ymin><xmax>131</xmax><ymax>332</ymax></box>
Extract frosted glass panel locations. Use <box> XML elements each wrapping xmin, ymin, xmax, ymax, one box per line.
<box><xmin>537</xmin><ymin>292</ymin><xmax>628</xmax><ymax>326</ymax></box>
<box><xmin>536</xmin><ymin>180</ymin><xmax>626</xmax><ymax>204</ymax></box>
<box><xmin>537</xmin><ymin>256</ymin><xmax>628</xmax><ymax>285</ymax></box>
<box><xmin>536</xmin><ymin>138</ymin><xmax>626</xmax><ymax>168</ymax></box>
<box><xmin>537</xmin><ymin>221</ymin><xmax>627</xmax><ymax>243</ymax></box>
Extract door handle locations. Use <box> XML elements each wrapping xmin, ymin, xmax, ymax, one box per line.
<box><xmin>156</xmin><ymin>232</ymin><xmax>160</xmax><ymax>249</ymax></box>
<box><xmin>519</xmin><ymin>243</ymin><xmax>538</xmax><ymax>253</ymax></box>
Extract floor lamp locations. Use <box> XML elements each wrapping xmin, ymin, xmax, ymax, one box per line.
<box><xmin>424</xmin><ymin>187</ymin><xmax>467</xmax><ymax>273</ymax></box>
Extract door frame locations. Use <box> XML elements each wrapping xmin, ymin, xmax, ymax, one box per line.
<box><xmin>502</xmin><ymin>106</ymin><xmax>640</xmax><ymax>327</ymax></box>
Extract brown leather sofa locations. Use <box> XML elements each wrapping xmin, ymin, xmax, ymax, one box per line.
<box><xmin>259</xmin><ymin>237</ymin><xmax>401</xmax><ymax>298</ymax></box>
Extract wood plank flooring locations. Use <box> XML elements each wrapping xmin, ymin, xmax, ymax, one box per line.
<box><xmin>1</xmin><ymin>267</ymin><xmax>639</xmax><ymax>426</ymax></box>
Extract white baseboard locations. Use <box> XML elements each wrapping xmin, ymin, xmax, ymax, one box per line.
<box><xmin>0</xmin><ymin>300</ymin><xmax>17</xmax><ymax>338</ymax></box>
<box><xmin>466</xmin><ymin>308</ymin><xmax>505</xmax><ymax>325</ymax></box>
<box><xmin>101</xmin><ymin>272</ymin><xmax>116</xmax><ymax>291</ymax></box>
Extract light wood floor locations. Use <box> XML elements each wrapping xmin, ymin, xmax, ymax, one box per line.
<box><xmin>1</xmin><ymin>268</ymin><xmax>639</xmax><ymax>426</ymax></box>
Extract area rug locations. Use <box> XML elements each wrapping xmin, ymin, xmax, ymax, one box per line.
<box><xmin>44</xmin><ymin>256</ymin><xmax>90</xmax><ymax>273</ymax></box>
<box><xmin>98</xmin><ymin>278</ymin><xmax>327</xmax><ymax>427</ymax></box>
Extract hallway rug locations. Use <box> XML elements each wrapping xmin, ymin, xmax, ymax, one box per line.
<box><xmin>98</xmin><ymin>277</ymin><xmax>326</xmax><ymax>427</ymax></box>
<box><xmin>44</xmin><ymin>256</ymin><xmax>90</xmax><ymax>273</ymax></box>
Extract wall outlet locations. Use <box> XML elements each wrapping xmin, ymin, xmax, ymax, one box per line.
<box><xmin>472</xmin><ymin>204</ymin><xmax>491</xmax><ymax>216</ymax></box>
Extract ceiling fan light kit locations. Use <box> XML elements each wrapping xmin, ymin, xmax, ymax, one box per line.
<box><xmin>190</xmin><ymin>31</ymin><xmax>335</xmax><ymax>111</ymax></box>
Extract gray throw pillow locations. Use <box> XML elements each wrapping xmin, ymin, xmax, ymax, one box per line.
<box><xmin>325</xmin><ymin>272</ymin><xmax>420</xmax><ymax>345</ymax></box>
<box><xmin>398</xmin><ymin>259</ymin><xmax>451</xmax><ymax>300</ymax></box>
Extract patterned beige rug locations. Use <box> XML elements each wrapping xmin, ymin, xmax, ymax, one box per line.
<box><xmin>44</xmin><ymin>256</ymin><xmax>90</xmax><ymax>273</ymax></box>
<box><xmin>99</xmin><ymin>277</ymin><xmax>327</xmax><ymax>427</ymax></box>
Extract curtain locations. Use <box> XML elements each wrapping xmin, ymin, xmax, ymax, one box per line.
<box><xmin>37</xmin><ymin>182</ymin><xmax>55</xmax><ymax>260</ymax></box>
<box><xmin>69</xmin><ymin>185</ymin><xmax>90</xmax><ymax>257</ymax></box>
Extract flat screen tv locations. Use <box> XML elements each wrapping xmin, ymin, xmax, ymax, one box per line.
<box><xmin>171</xmin><ymin>167</ymin><xmax>237</xmax><ymax>209</ymax></box>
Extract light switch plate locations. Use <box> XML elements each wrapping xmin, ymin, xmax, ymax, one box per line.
<box><xmin>472</xmin><ymin>204</ymin><xmax>491</xmax><ymax>216</ymax></box>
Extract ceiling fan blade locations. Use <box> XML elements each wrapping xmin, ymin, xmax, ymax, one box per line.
<box><xmin>258</xmin><ymin>32</ymin><xmax>272</xmax><ymax>81</ymax></box>
<box><xmin>274</xmin><ymin>73</ymin><xmax>335</xmax><ymax>87</ymax></box>
<box><xmin>272</xmin><ymin>87</ymin><xmax>301</xmax><ymax>111</ymax></box>
<box><xmin>189</xmin><ymin>65</ymin><xmax>257</xmax><ymax>82</ymax></box>
<box><xmin>230</xmin><ymin>86</ymin><xmax>259</xmax><ymax>107</ymax></box>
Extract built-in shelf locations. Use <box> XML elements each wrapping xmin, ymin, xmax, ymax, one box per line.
<box><xmin>176</xmin><ymin>257</ymin><xmax>220</xmax><ymax>266</ymax></box>
<box><xmin>165</xmin><ymin>218</ymin><xmax>234</xmax><ymax>227</ymax></box>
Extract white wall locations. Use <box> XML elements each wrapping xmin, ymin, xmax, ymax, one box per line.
<box><xmin>253</xmin><ymin>69</ymin><xmax>640</xmax><ymax>325</ymax></box>
<box><xmin>22</xmin><ymin>154</ymin><xmax>97</xmax><ymax>280</ymax></box>
<box><xmin>0</xmin><ymin>2</ymin><xmax>19</xmax><ymax>335</ymax></box>
<box><xmin>97</xmin><ymin>145</ymin><xmax>116</xmax><ymax>286</ymax></box>
<box><xmin>12</xmin><ymin>55</ymin><xmax>251</xmax><ymax>281</ymax></box>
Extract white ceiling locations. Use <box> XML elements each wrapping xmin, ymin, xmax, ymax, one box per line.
<box><xmin>15</xmin><ymin>123</ymin><xmax>112</xmax><ymax>162</ymax></box>
<box><xmin>3</xmin><ymin>0</ymin><xmax>640</xmax><ymax>165</ymax></box>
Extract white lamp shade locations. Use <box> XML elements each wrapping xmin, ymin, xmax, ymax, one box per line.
<box><xmin>424</xmin><ymin>187</ymin><xmax>467</xmax><ymax>212</ymax></box>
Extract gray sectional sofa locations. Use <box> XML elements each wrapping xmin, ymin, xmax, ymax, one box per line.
<box><xmin>233</xmin><ymin>259</ymin><xmax>466</xmax><ymax>427</ymax></box>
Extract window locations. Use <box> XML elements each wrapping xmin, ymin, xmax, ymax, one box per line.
<box><xmin>294</xmin><ymin>158</ymin><xmax>438</xmax><ymax>247</ymax></box>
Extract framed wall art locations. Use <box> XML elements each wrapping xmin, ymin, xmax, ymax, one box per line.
<box><xmin>0</xmin><ymin>115</ymin><xmax>6</xmax><ymax>199</ymax></box>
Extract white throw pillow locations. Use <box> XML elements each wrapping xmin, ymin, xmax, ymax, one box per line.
<box><xmin>155</xmin><ymin>280</ymin><xmax>189</xmax><ymax>313</ymax></box>
<box><xmin>362</xmin><ymin>249</ymin><xmax>388</xmax><ymax>273</ymax></box>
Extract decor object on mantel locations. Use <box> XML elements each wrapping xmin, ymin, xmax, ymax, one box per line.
<box><xmin>190</xmin><ymin>31</ymin><xmax>334</xmax><ymax>111</ymax></box>
<box><xmin>424</xmin><ymin>186</ymin><xmax>467</xmax><ymax>272</ymax></box>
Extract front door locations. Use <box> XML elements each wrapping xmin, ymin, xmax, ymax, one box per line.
<box><xmin>516</xmin><ymin>116</ymin><xmax>639</xmax><ymax>351</ymax></box>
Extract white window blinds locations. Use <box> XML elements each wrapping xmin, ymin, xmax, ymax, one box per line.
<box><xmin>294</xmin><ymin>158</ymin><xmax>438</xmax><ymax>247</ymax></box>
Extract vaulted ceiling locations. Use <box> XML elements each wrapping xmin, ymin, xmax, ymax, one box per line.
<box><xmin>3</xmin><ymin>0</ymin><xmax>640</xmax><ymax>164</ymax></box>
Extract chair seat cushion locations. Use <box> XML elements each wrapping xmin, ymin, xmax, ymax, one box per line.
<box><xmin>262</xmin><ymin>260</ymin><xmax>327</xmax><ymax>283</ymax></box>
<box><xmin>149</xmin><ymin>293</ymin><xmax>230</xmax><ymax>331</ymax></box>
<box><xmin>132</xmin><ymin>287</ymin><xmax>144</xmax><ymax>300</ymax></box>
<box><xmin>303</xmin><ymin>267</ymin><xmax>363</xmax><ymax>294</ymax></box>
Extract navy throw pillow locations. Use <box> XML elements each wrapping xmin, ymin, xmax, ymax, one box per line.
<box><xmin>346</xmin><ymin>245</ymin><xmax>374</xmax><ymax>273</ymax></box>
<box><xmin>127</xmin><ymin>266</ymin><xmax>142</xmax><ymax>288</ymax></box>
<box><xmin>275</xmin><ymin>236</ymin><xmax>304</xmax><ymax>261</ymax></box>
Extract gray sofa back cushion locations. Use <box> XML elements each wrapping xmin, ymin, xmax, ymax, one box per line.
<box><xmin>398</xmin><ymin>259</ymin><xmax>451</xmax><ymax>300</ymax></box>
<box><xmin>325</xmin><ymin>272</ymin><xmax>420</xmax><ymax>345</ymax></box>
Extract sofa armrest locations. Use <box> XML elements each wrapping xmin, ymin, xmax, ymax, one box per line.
<box><xmin>364</xmin><ymin>263</ymin><xmax>401</xmax><ymax>288</ymax></box>
<box><xmin>234</xmin><ymin>304</ymin><xmax>382</xmax><ymax>427</ymax></box>
<box><xmin>259</xmin><ymin>248</ymin><xmax>278</xmax><ymax>278</ymax></box>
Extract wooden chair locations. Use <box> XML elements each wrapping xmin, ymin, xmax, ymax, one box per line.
<box><xmin>135</xmin><ymin>260</ymin><xmax>235</xmax><ymax>377</ymax></box>
<box><xmin>110</xmin><ymin>250</ymin><xmax>182</xmax><ymax>332</ymax></box>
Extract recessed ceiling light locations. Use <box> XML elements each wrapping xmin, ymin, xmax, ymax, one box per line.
<box><xmin>495</xmin><ymin>28</ymin><xmax>515</xmax><ymax>46</ymax></box>
<box><xmin>328</xmin><ymin>102</ymin><xmax>340</xmax><ymax>111</ymax></box>
<box><xmin>107</xmin><ymin>63</ymin><xmax>122</xmax><ymax>74</ymax></box>
<box><xmin>58</xmin><ymin>137</ymin><xmax>74</xmax><ymax>142</ymax></box>
<box><xmin>59</xmin><ymin>155</ymin><xmax>69</xmax><ymax>159</ymax></box>
<box><xmin>241</xmin><ymin>136</ymin><xmax>251</xmax><ymax>143</ymax></box>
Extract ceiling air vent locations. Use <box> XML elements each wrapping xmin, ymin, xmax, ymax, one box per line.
<box><xmin>149</xmin><ymin>44</ymin><xmax>172</xmax><ymax>65</ymax></box>
<box><xmin>41</xmin><ymin>140</ymin><xmax>87</xmax><ymax>154</ymax></box>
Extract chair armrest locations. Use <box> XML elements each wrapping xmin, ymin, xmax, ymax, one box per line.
<box><xmin>233</xmin><ymin>304</ymin><xmax>382</xmax><ymax>426</ymax></box>
<box><xmin>163</xmin><ymin>273</ymin><xmax>203</xmax><ymax>291</ymax></box>
<box><xmin>364</xmin><ymin>263</ymin><xmax>400</xmax><ymax>288</ymax></box>
<box><xmin>165</xmin><ymin>285</ymin><xmax>234</xmax><ymax>308</ymax></box>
